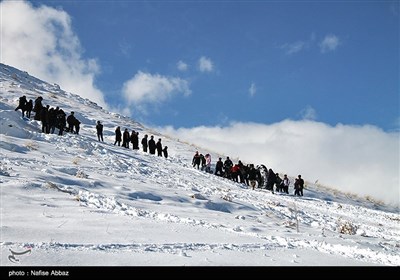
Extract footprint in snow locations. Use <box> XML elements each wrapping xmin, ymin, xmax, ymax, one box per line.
<box><xmin>179</xmin><ymin>251</ymin><xmax>191</xmax><ymax>258</ymax></box>
<box><xmin>233</xmin><ymin>226</ymin><xmax>242</xmax><ymax>232</ymax></box>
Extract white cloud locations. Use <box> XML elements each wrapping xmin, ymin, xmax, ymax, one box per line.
<box><xmin>198</xmin><ymin>56</ymin><xmax>214</xmax><ymax>72</ymax></box>
<box><xmin>177</xmin><ymin>60</ymin><xmax>188</xmax><ymax>71</ymax></box>
<box><xmin>119</xmin><ymin>40</ymin><xmax>132</xmax><ymax>58</ymax></box>
<box><xmin>122</xmin><ymin>71</ymin><xmax>191</xmax><ymax>110</ymax></box>
<box><xmin>159</xmin><ymin>120</ymin><xmax>400</xmax><ymax>207</ymax></box>
<box><xmin>0</xmin><ymin>0</ymin><xmax>107</xmax><ymax>108</ymax></box>
<box><xmin>249</xmin><ymin>83</ymin><xmax>256</xmax><ymax>97</ymax></box>
<box><xmin>281</xmin><ymin>41</ymin><xmax>306</xmax><ymax>55</ymax></box>
<box><xmin>300</xmin><ymin>105</ymin><xmax>317</xmax><ymax>120</ymax></box>
<box><xmin>320</xmin><ymin>34</ymin><xmax>340</xmax><ymax>53</ymax></box>
<box><xmin>281</xmin><ymin>33</ymin><xmax>316</xmax><ymax>55</ymax></box>
<box><xmin>281</xmin><ymin>33</ymin><xmax>340</xmax><ymax>55</ymax></box>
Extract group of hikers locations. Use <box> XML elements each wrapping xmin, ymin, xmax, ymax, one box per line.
<box><xmin>192</xmin><ymin>151</ymin><xmax>305</xmax><ymax>196</ymax></box>
<box><xmin>14</xmin><ymin>94</ymin><xmax>168</xmax><ymax>158</ymax></box>
<box><xmin>112</xmin><ymin>127</ymin><xmax>168</xmax><ymax>158</ymax></box>
<box><xmin>15</xmin><ymin>94</ymin><xmax>304</xmax><ymax>195</ymax></box>
<box><xmin>14</xmin><ymin>95</ymin><xmax>81</xmax><ymax>135</ymax></box>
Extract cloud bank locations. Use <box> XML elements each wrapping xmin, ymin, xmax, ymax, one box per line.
<box><xmin>160</xmin><ymin>120</ymin><xmax>399</xmax><ymax>207</ymax></box>
<box><xmin>0</xmin><ymin>0</ymin><xmax>107</xmax><ymax>108</ymax></box>
<box><xmin>122</xmin><ymin>71</ymin><xmax>191</xmax><ymax>113</ymax></box>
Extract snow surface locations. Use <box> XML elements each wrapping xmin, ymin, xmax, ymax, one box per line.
<box><xmin>0</xmin><ymin>63</ymin><xmax>399</xmax><ymax>266</ymax></box>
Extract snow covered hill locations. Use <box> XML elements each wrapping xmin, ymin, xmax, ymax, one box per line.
<box><xmin>0</xmin><ymin>63</ymin><xmax>399</xmax><ymax>266</ymax></box>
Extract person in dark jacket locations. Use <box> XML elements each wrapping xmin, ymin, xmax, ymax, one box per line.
<box><xmin>15</xmin><ymin>95</ymin><xmax>27</xmax><ymax>117</ymax></box>
<box><xmin>162</xmin><ymin>146</ymin><xmax>168</xmax><ymax>158</ymax></box>
<box><xmin>247</xmin><ymin>164</ymin><xmax>260</xmax><ymax>190</ymax></box>
<box><xmin>48</xmin><ymin>107</ymin><xmax>58</xmax><ymax>134</ymax></box>
<box><xmin>148</xmin><ymin>135</ymin><xmax>156</xmax><ymax>154</ymax></box>
<box><xmin>192</xmin><ymin>151</ymin><xmax>201</xmax><ymax>169</ymax></box>
<box><xmin>46</xmin><ymin>107</ymin><xmax>54</xmax><ymax>133</ymax></box>
<box><xmin>56</xmin><ymin>109</ymin><xmax>66</xmax><ymax>136</ymax></box>
<box><xmin>25</xmin><ymin>99</ymin><xmax>33</xmax><ymax>118</ymax></box>
<box><xmin>74</xmin><ymin>119</ymin><xmax>81</xmax><ymax>135</ymax></box>
<box><xmin>294</xmin><ymin>175</ymin><xmax>304</xmax><ymax>196</ymax></box>
<box><xmin>156</xmin><ymin>138</ymin><xmax>163</xmax><ymax>156</ymax></box>
<box><xmin>40</xmin><ymin>105</ymin><xmax>49</xmax><ymax>133</ymax></box>
<box><xmin>96</xmin><ymin>121</ymin><xmax>104</xmax><ymax>141</ymax></box>
<box><xmin>141</xmin><ymin>134</ymin><xmax>148</xmax><ymax>152</ymax></box>
<box><xmin>275</xmin><ymin>173</ymin><xmax>283</xmax><ymax>193</ymax></box>
<box><xmin>266</xmin><ymin>168</ymin><xmax>276</xmax><ymax>193</ymax></box>
<box><xmin>237</xmin><ymin>160</ymin><xmax>245</xmax><ymax>183</ymax></box>
<box><xmin>200</xmin><ymin>154</ymin><xmax>206</xmax><ymax>170</ymax></box>
<box><xmin>123</xmin><ymin>128</ymin><xmax>130</xmax><ymax>148</ymax></box>
<box><xmin>66</xmin><ymin>112</ymin><xmax>76</xmax><ymax>133</ymax></box>
<box><xmin>214</xmin><ymin>157</ymin><xmax>224</xmax><ymax>176</ymax></box>
<box><xmin>33</xmin><ymin>96</ymin><xmax>43</xmax><ymax>120</ymax></box>
<box><xmin>241</xmin><ymin>164</ymin><xmax>250</xmax><ymax>185</ymax></box>
<box><xmin>114</xmin><ymin>126</ymin><xmax>122</xmax><ymax>146</ymax></box>
<box><xmin>223</xmin><ymin>157</ymin><xmax>233</xmax><ymax>178</ymax></box>
<box><xmin>131</xmin><ymin>131</ymin><xmax>139</xmax><ymax>150</ymax></box>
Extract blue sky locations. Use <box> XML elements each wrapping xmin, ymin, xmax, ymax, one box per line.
<box><xmin>2</xmin><ymin>0</ymin><xmax>398</xmax><ymax>130</ymax></box>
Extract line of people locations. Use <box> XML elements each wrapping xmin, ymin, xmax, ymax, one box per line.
<box><xmin>112</xmin><ymin>127</ymin><xmax>168</xmax><ymax>158</ymax></box>
<box><xmin>15</xmin><ymin>95</ymin><xmax>170</xmax><ymax>160</ymax></box>
<box><xmin>15</xmin><ymin>95</ymin><xmax>79</xmax><ymax>136</ymax></box>
<box><xmin>192</xmin><ymin>151</ymin><xmax>305</xmax><ymax>196</ymax></box>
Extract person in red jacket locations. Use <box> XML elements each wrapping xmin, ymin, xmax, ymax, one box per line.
<box><xmin>231</xmin><ymin>164</ymin><xmax>241</xmax><ymax>182</ymax></box>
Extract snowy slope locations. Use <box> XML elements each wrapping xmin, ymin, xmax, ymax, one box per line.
<box><xmin>0</xmin><ymin>63</ymin><xmax>399</xmax><ymax>266</ymax></box>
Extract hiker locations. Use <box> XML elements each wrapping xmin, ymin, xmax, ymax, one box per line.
<box><xmin>14</xmin><ymin>95</ymin><xmax>27</xmax><ymax>117</ymax></box>
<box><xmin>148</xmin><ymin>135</ymin><xmax>156</xmax><ymax>154</ymax></box>
<box><xmin>294</xmin><ymin>175</ymin><xmax>304</xmax><ymax>196</ymax></box>
<box><xmin>114</xmin><ymin>126</ymin><xmax>122</xmax><ymax>146</ymax></box>
<box><xmin>162</xmin><ymin>146</ymin><xmax>168</xmax><ymax>158</ymax></box>
<box><xmin>156</xmin><ymin>138</ymin><xmax>163</xmax><ymax>156</ymax></box>
<box><xmin>66</xmin><ymin>112</ymin><xmax>76</xmax><ymax>133</ymax></box>
<box><xmin>192</xmin><ymin>151</ymin><xmax>201</xmax><ymax>169</ymax></box>
<box><xmin>96</xmin><ymin>121</ymin><xmax>104</xmax><ymax>141</ymax></box>
<box><xmin>141</xmin><ymin>134</ymin><xmax>148</xmax><ymax>152</ymax></box>
<box><xmin>283</xmin><ymin>174</ymin><xmax>290</xmax><ymax>194</ymax></box>
<box><xmin>123</xmin><ymin>128</ymin><xmax>130</xmax><ymax>148</ymax></box>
